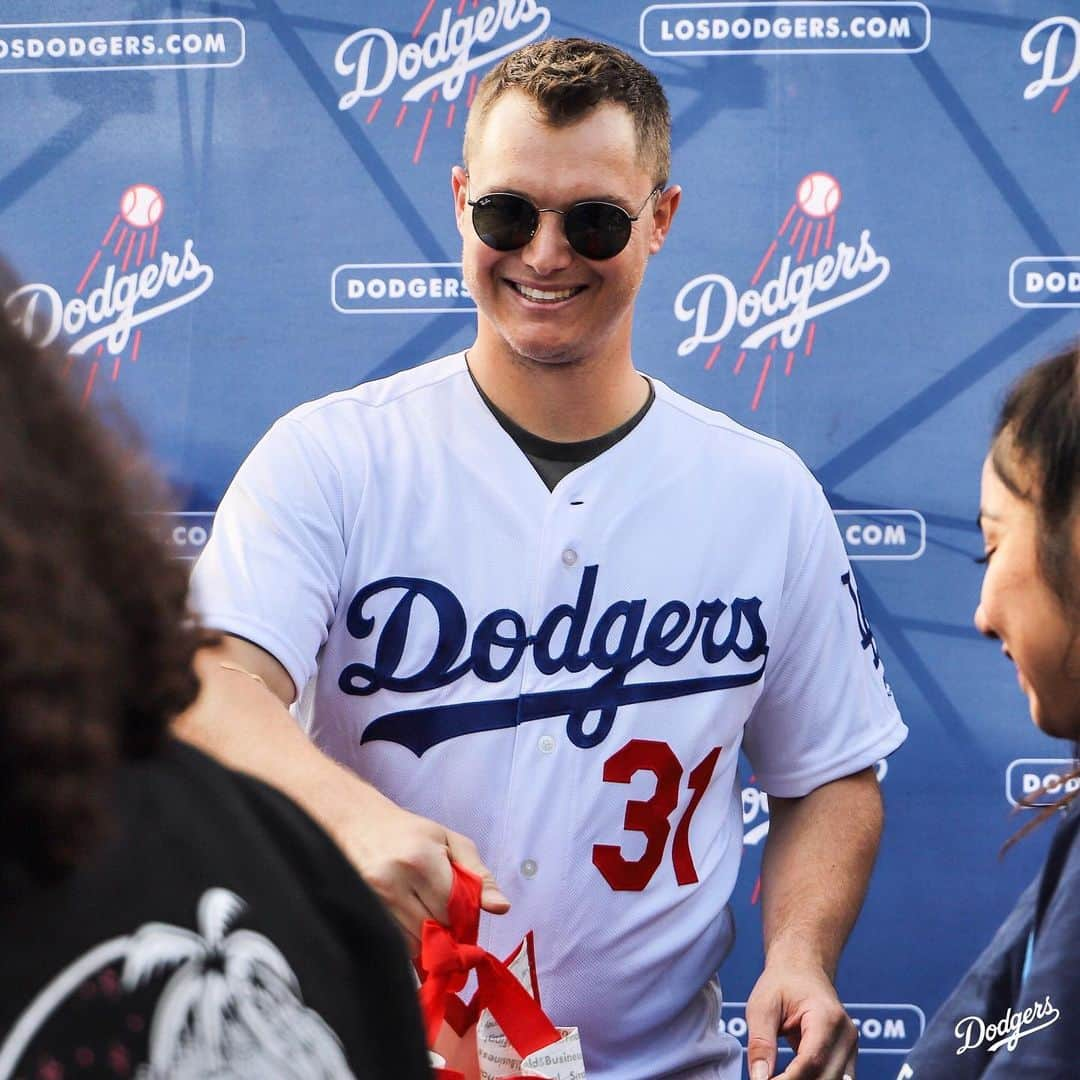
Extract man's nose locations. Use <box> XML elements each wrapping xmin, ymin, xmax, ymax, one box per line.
<box><xmin>521</xmin><ymin>210</ymin><xmax>574</xmax><ymax>275</ymax></box>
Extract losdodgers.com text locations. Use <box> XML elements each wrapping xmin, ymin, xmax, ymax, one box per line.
<box><xmin>674</xmin><ymin>230</ymin><xmax>890</xmax><ymax>354</ymax></box>
<box><xmin>0</xmin><ymin>31</ymin><xmax>227</xmax><ymax>61</ymax></box>
<box><xmin>657</xmin><ymin>15</ymin><xmax>914</xmax><ymax>44</ymax></box>
<box><xmin>4</xmin><ymin>240</ymin><xmax>213</xmax><ymax>357</ymax></box>
<box><xmin>336</xmin><ymin>0</ymin><xmax>550</xmax><ymax>107</ymax></box>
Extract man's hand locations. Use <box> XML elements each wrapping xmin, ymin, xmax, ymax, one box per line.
<box><xmin>338</xmin><ymin>794</ymin><xmax>511</xmax><ymax>953</ymax></box>
<box><xmin>745</xmin><ymin>961</ymin><xmax>857</xmax><ymax>1079</ymax></box>
<box><xmin>176</xmin><ymin>637</ymin><xmax>510</xmax><ymax>951</ymax></box>
<box><xmin>748</xmin><ymin>769</ymin><xmax>882</xmax><ymax>1079</ymax></box>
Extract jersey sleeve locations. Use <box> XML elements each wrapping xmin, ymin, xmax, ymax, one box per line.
<box><xmin>741</xmin><ymin>484</ymin><xmax>907</xmax><ymax>796</ymax></box>
<box><xmin>190</xmin><ymin>416</ymin><xmax>347</xmax><ymax>698</ymax></box>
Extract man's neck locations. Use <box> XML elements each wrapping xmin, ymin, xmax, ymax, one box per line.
<box><xmin>466</xmin><ymin>337</ymin><xmax>649</xmax><ymax>443</ymax></box>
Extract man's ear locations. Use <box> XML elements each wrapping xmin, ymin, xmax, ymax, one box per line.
<box><xmin>649</xmin><ymin>184</ymin><xmax>682</xmax><ymax>254</ymax></box>
<box><xmin>451</xmin><ymin>165</ymin><xmax>469</xmax><ymax>237</ymax></box>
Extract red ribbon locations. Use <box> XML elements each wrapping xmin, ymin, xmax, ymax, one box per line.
<box><xmin>418</xmin><ymin>865</ymin><xmax>561</xmax><ymax>1059</ymax></box>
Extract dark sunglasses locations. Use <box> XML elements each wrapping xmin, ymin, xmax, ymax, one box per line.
<box><xmin>466</xmin><ymin>184</ymin><xmax>662</xmax><ymax>261</ymax></box>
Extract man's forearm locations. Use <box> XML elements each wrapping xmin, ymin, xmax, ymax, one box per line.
<box><xmin>173</xmin><ymin>641</ymin><xmax>510</xmax><ymax>942</ymax></box>
<box><xmin>173</xmin><ymin>643</ymin><xmax>393</xmax><ymax>841</ymax></box>
<box><xmin>759</xmin><ymin>767</ymin><xmax>883</xmax><ymax>976</ymax></box>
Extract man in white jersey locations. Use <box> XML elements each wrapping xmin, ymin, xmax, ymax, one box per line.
<box><xmin>183</xmin><ymin>38</ymin><xmax>906</xmax><ymax>1080</ymax></box>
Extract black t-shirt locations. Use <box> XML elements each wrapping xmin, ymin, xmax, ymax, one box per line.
<box><xmin>900</xmin><ymin>804</ymin><xmax>1080</xmax><ymax>1078</ymax></box>
<box><xmin>469</xmin><ymin>364</ymin><xmax>656</xmax><ymax>491</ymax></box>
<box><xmin>0</xmin><ymin>738</ymin><xmax>431</xmax><ymax>1079</ymax></box>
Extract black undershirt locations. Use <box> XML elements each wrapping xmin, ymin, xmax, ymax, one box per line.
<box><xmin>468</xmin><ymin>365</ymin><xmax>655</xmax><ymax>491</ymax></box>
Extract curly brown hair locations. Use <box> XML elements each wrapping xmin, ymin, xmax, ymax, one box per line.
<box><xmin>0</xmin><ymin>286</ymin><xmax>207</xmax><ymax>889</ymax></box>
<box><xmin>464</xmin><ymin>37</ymin><xmax>672</xmax><ymax>187</ymax></box>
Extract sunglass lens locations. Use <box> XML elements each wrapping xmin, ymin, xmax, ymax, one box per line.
<box><xmin>565</xmin><ymin>202</ymin><xmax>632</xmax><ymax>260</ymax></box>
<box><xmin>471</xmin><ymin>194</ymin><xmax>537</xmax><ymax>251</ymax></box>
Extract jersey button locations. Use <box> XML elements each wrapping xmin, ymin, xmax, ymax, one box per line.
<box><xmin>538</xmin><ymin>735</ymin><xmax>556</xmax><ymax>754</ymax></box>
<box><xmin>561</xmin><ymin>548</ymin><xmax>578</xmax><ymax>566</ymax></box>
<box><xmin>520</xmin><ymin>859</ymin><xmax>538</xmax><ymax>879</ymax></box>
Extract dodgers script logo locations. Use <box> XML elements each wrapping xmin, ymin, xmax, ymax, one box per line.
<box><xmin>340</xmin><ymin>564</ymin><xmax>769</xmax><ymax>756</ymax></box>
<box><xmin>3</xmin><ymin>183</ymin><xmax>213</xmax><ymax>406</ymax></box>
<box><xmin>673</xmin><ymin>171</ymin><xmax>890</xmax><ymax>410</ymax></box>
<box><xmin>1022</xmin><ymin>15</ymin><xmax>1079</xmax><ymax>114</ymax></box>
<box><xmin>335</xmin><ymin>0</ymin><xmax>551</xmax><ymax>163</ymax></box>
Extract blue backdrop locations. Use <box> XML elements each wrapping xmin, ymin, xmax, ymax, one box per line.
<box><xmin>3</xmin><ymin>2</ymin><xmax>1079</xmax><ymax>1075</ymax></box>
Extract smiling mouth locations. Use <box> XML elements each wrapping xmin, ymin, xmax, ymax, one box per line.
<box><xmin>508</xmin><ymin>281</ymin><xmax>586</xmax><ymax>303</ymax></box>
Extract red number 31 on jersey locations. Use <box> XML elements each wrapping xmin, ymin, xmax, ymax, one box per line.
<box><xmin>592</xmin><ymin>739</ymin><xmax>723</xmax><ymax>891</ymax></box>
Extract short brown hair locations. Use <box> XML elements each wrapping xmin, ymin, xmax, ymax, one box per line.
<box><xmin>464</xmin><ymin>37</ymin><xmax>672</xmax><ymax>187</ymax></box>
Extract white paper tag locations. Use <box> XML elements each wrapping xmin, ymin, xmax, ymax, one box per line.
<box><xmin>475</xmin><ymin>936</ymin><xmax>586</xmax><ymax>1080</ymax></box>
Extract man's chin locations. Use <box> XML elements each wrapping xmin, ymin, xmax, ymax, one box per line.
<box><xmin>508</xmin><ymin>340</ymin><xmax>585</xmax><ymax>368</ymax></box>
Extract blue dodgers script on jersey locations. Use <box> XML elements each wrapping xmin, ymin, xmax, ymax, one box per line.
<box><xmin>340</xmin><ymin>564</ymin><xmax>769</xmax><ymax>756</ymax></box>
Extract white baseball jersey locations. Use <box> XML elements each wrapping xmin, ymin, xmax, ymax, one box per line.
<box><xmin>191</xmin><ymin>351</ymin><xmax>907</xmax><ymax>1080</ymax></box>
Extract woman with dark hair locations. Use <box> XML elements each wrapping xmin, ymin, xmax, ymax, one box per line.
<box><xmin>0</xmin><ymin>300</ymin><xmax>431</xmax><ymax>1078</ymax></box>
<box><xmin>900</xmin><ymin>344</ymin><xmax>1080</xmax><ymax>1078</ymax></box>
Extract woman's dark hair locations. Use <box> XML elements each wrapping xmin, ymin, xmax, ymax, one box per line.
<box><xmin>0</xmin><ymin>292</ymin><xmax>207</xmax><ymax>887</ymax></box>
<box><xmin>991</xmin><ymin>341</ymin><xmax>1080</xmax><ymax>613</ymax></box>
<box><xmin>992</xmin><ymin>342</ymin><xmax>1080</xmax><ymax>852</ymax></box>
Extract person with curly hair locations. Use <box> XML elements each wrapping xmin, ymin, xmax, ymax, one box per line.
<box><xmin>900</xmin><ymin>343</ymin><xmax>1080</xmax><ymax>1078</ymax></box>
<box><xmin>0</xmin><ymin>289</ymin><xmax>431</xmax><ymax>1079</ymax></box>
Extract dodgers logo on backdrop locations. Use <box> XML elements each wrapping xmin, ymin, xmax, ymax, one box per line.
<box><xmin>333</xmin><ymin>0</ymin><xmax>551</xmax><ymax>163</ymax></box>
<box><xmin>3</xmin><ymin>184</ymin><xmax>213</xmax><ymax>406</ymax></box>
<box><xmin>343</xmin><ymin>564</ymin><xmax>769</xmax><ymax>756</ymax></box>
<box><xmin>1022</xmin><ymin>15</ymin><xmax>1079</xmax><ymax>114</ymax></box>
<box><xmin>673</xmin><ymin>172</ymin><xmax>890</xmax><ymax>410</ymax></box>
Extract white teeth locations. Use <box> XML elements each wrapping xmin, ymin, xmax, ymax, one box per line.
<box><xmin>514</xmin><ymin>283</ymin><xmax>579</xmax><ymax>302</ymax></box>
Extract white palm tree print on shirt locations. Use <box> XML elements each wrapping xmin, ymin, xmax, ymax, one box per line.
<box><xmin>122</xmin><ymin>887</ymin><xmax>357</xmax><ymax>1079</ymax></box>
